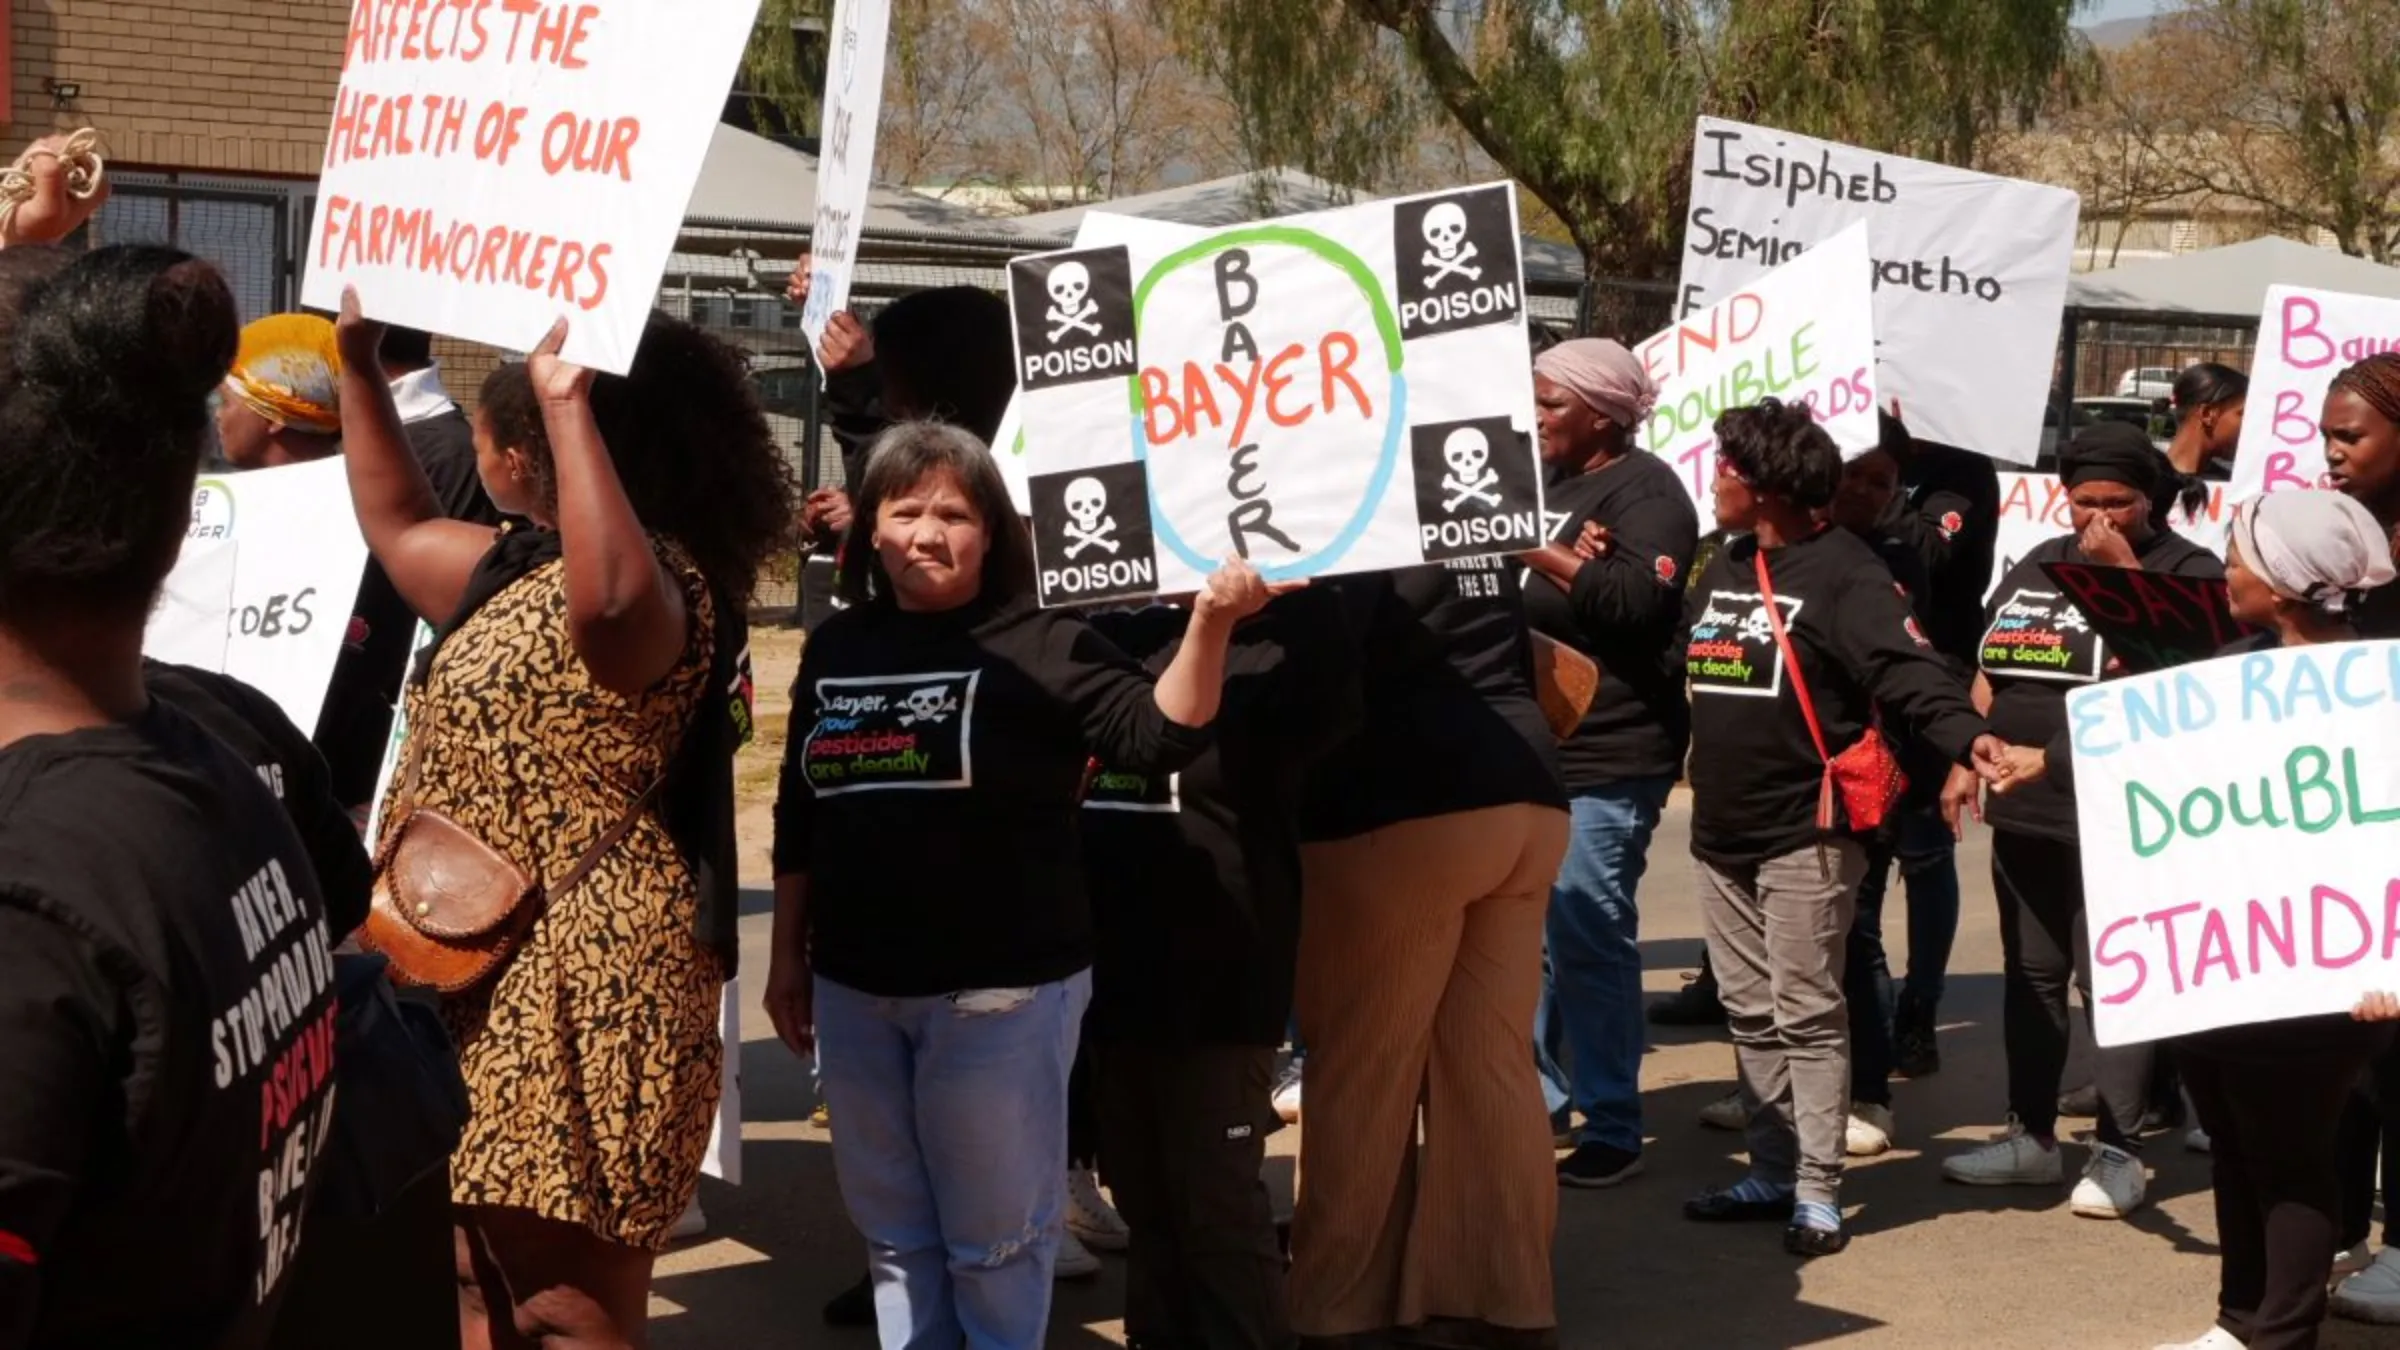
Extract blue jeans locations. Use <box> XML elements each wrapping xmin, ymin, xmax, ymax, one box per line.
<box><xmin>816</xmin><ymin>971</ymin><xmax>1091</xmax><ymax>1350</ymax></box>
<box><xmin>1536</xmin><ymin>776</ymin><xmax>1674</xmax><ymax>1151</ymax></box>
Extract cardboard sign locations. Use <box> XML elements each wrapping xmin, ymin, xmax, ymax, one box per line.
<box><xmin>1677</xmin><ymin>118</ymin><xmax>2078</xmax><ymax>466</ymax></box>
<box><xmin>797</xmin><ymin>0</ymin><xmax>892</xmax><ymax>350</ymax></box>
<box><xmin>2038</xmin><ymin>561</ymin><xmax>2256</xmax><ymax>674</ymax></box>
<box><xmin>2228</xmin><ymin>286</ymin><xmax>2400</xmax><ymax>508</ymax></box>
<box><xmin>1006</xmin><ymin>183</ymin><xmax>1543</xmax><ymax>606</ymax></box>
<box><xmin>147</xmin><ymin>459</ymin><xmax>372</xmax><ymax>736</ymax></box>
<box><xmin>1988</xmin><ymin>471</ymin><xmax>2231</xmax><ymax>603</ymax></box>
<box><xmin>1639</xmin><ymin>223</ymin><xmax>1878</xmax><ymax>511</ymax></box>
<box><xmin>2071</xmin><ymin>640</ymin><xmax>2400</xmax><ymax>1045</ymax></box>
<box><xmin>302</xmin><ymin>0</ymin><xmax>763</xmax><ymax>374</ymax></box>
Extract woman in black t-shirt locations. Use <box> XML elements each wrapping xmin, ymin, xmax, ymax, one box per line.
<box><xmin>1679</xmin><ymin>401</ymin><xmax>1998</xmax><ymax>1258</ymax></box>
<box><xmin>0</xmin><ymin>247</ymin><xmax>342</xmax><ymax>1349</ymax></box>
<box><xmin>768</xmin><ymin>422</ymin><xmax>1275</xmax><ymax>1346</ymax></box>
<box><xmin>1937</xmin><ymin>424</ymin><xmax>2223</xmax><ymax>1222</ymax></box>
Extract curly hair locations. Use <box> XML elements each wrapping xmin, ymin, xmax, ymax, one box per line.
<box><xmin>836</xmin><ymin>421</ymin><xmax>1033</xmax><ymax>608</ymax></box>
<box><xmin>2331</xmin><ymin>353</ymin><xmax>2400</xmax><ymax>430</ymax></box>
<box><xmin>871</xmin><ymin>287</ymin><xmax>1014</xmax><ymax>445</ymax></box>
<box><xmin>476</xmin><ymin>310</ymin><xmax>798</xmax><ymax>602</ymax></box>
<box><xmin>0</xmin><ymin>245</ymin><xmax>239</xmax><ymax>621</ymax></box>
<box><xmin>1715</xmin><ymin>398</ymin><xmax>1842</xmax><ymax>510</ymax></box>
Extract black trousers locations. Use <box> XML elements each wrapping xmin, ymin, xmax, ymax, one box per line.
<box><xmin>2181</xmin><ymin>1019</ymin><xmax>2392</xmax><ymax>1350</ymax></box>
<box><xmin>1991</xmin><ymin>831</ymin><xmax>2153</xmax><ymax>1148</ymax></box>
<box><xmin>1095</xmin><ymin>1042</ymin><xmax>1292</xmax><ymax>1350</ymax></box>
<box><xmin>2338</xmin><ymin>1043</ymin><xmax>2400</xmax><ymax>1248</ymax></box>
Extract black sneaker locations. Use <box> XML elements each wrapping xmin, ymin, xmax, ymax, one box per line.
<box><xmin>1558</xmin><ymin>1143</ymin><xmax>1645</xmax><ymax>1188</ymax></box>
<box><xmin>1649</xmin><ymin>969</ymin><xmax>1726</xmax><ymax>1026</ymax></box>
<box><xmin>1892</xmin><ymin>995</ymin><xmax>1940</xmax><ymax>1078</ymax></box>
<box><xmin>822</xmin><ymin>1272</ymin><xmax>876</xmax><ymax>1328</ymax></box>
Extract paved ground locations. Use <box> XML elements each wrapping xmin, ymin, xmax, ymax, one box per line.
<box><xmin>653</xmin><ymin>631</ymin><xmax>2400</xmax><ymax>1348</ymax></box>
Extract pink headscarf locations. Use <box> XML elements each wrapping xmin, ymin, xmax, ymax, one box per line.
<box><xmin>1534</xmin><ymin>338</ymin><xmax>1659</xmax><ymax>429</ymax></box>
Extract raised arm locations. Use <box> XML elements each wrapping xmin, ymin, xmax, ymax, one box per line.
<box><xmin>524</xmin><ymin>321</ymin><xmax>689</xmax><ymax>696</ymax></box>
<box><xmin>333</xmin><ymin>290</ymin><xmax>499</xmax><ymax>625</ymax></box>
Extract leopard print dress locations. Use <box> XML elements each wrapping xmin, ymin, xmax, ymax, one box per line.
<box><xmin>388</xmin><ymin>546</ymin><xmax>724</xmax><ymax>1251</ymax></box>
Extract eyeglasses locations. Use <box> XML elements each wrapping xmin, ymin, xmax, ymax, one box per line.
<box><xmin>1714</xmin><ymin>453</ymin><xmax>1753</xmax><ymax>485</ymax></box>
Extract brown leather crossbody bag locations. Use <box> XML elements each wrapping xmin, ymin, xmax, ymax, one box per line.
<box><xmin>364</xmin><ymin>746</ymin><xmax>664</xmax><ymax>994</ymax></box>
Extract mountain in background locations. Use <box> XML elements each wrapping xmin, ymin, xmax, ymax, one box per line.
<box><xmin>2081</xmin><ymin>15</ymin><xmax>2159</xmax><ymax>49</ymax></box>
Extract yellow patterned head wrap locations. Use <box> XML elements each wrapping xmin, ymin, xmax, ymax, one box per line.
<box><xmin>225</xmin><ymin>313</ymin><xmax>341</xmax><ymax>435</ymax></box>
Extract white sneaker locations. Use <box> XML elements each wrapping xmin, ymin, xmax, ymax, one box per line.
<box><xmin>2149</xmin><ymin>1328</ymin><xmax>2243</xmax><ymax>1350</ymax></box>
<box><xmin>666</xmin><ymin>1198</ymin><xmax>707</xmax><ymax>1242</ymax></box>
<box><xmin>2332</xmin><ymin>1247</ymin><xmax>2400</xmax><ymax>1323</ymax></box>
<box><xmin>1846</xmin><ymin>1102</ymin><xmax>1895</xmax><ymax>1158</ymax></box>
<box><xmin>1053</xmin><ymin>1228</ymin><xmax>1102</xmax><ymax>1279</ymax></box>
<box><xmin>2071</xmin><ymin>1143</ymin><xmax>2149</xmax><ymax>1218</ymax></box>
<box><xmin>1941</xmin><ymin>1117</ymin><xmax>2064</xmax><ymax>1186</ymax></box>
<box><xmin>1272</xmin><ymin>1058</ymin><xmax>1304</xmax><ymax>1124</ymax></box>
<box><xmin>2186</xmin><ymin>1127</ymin><xmax>2212</xmax><ymax>1154</ymax></box>
<box><xmin>1698</xmin><ymin>1089</ymin><xmax>1747</xmax><ymax>1132</ymax></box>
<box><xmin>1065</xmin><ymin>1167</ymin><xmax>1130</xmax><ymax>1252</ymax></box>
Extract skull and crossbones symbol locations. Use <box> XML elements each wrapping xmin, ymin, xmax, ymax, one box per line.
<box><xmin>1421</xmin><ymin>203</ymin><xmax>1481</xmax><ymax>289</ymax></box>
<box><xmin>898</xmin><ymin>685</ymin><xmax>960</xmax><ymax>726</ymax></box>
<box><xmin>1737</xmin><ymin>606</ymin><xmax>1779</xmax><ymax>645</ymax></box>
<box><xmin>1045</xmin><ymin>262</ymin><xmax>1102</xmax><ymax>344</ymax></box>
<box><xmin>2053</xmin><ymin>606</ymin><xmax>2090</xmax><ymax>634</ymax></box>
<box><xmin>1061</xmin><ymin>476</ymin><xmax>1119</xmax><ymax>558</ymax></box>
<box><xmin>1438</xmin><ymin>428</ymin><xmax>1502</xmax><ymax>513</ymax></box>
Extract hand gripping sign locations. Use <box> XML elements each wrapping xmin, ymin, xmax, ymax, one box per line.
<box><xmin>1007</xmin><ymin>183</ymin><xmax>1546</xmax><ymax>607</ymax></box>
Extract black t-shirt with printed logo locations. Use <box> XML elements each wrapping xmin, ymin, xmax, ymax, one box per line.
<box><xmin>0</xmin><ymin>703</ymin><xmax>339</xmax><ymax>1350</ymax></box>
<box><xmin>1301</xmin><ymin>562</ymin><xmax>1567</xmax><ymax>842</ymax></box>
<box><xmin>1082</xmin><ymin>591</ymin><xmax>1362</xmax><ymax>1048</ymax></box>
<box><xmin>1520</xmin><ymin>453</ymin><xmax>1699</xmax><ymax>788</ymax></box>
<box><xmin>1979</xmin><ymin>530</ymin><xmax>2224</xmax><ymax>843</ymax></box>
<box><xmin>1683</xmin><ymin>528</ymin><xmax>1989</xmax><ymax>866</ymax></box>
<box><xmin>773</xmin><ymin>592</ymin><xmax>1210</xmax><ymax>998</ymax></box>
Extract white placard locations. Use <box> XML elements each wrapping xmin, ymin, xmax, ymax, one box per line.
<box><xmin>797</xmin><ymin>0</ymin><xmax>892</xmax><ymax>350</ymax></box>
<box><xmin>1988</xmin><ymin>472</ymin><xmax>2233</xmax><ymax>602</ymax></box>
<box><xmin>1638</xmin><ymin>223</ymin><xmax>1879</xmax><ymax>511</ymax></box>
<box><xmin>1007</xmin><ymin>183</ymin><xmax>1544</xmax><ymax>605</ymax></box>
<box><xmin>1677</xmin><ymin>118</ymin><xmax>2079</xmax><ymax>466</ymax></box>
<box><xmin>363</xmin><ymin>619</ymin><xmax>437</xmax><ymax>844</ymax></box>
<box><xmin>703</xmin><ymin>980</ymin><xmax>742</xmax><ymax>1183</ymax></box>
<box><xmin>2228</xmin><ymin>286</ymin><xmax>2400</xmax><ymax>508</ymax></box>
<box><xmin>145</xmin><ymin>541</ymin><xmax>240</xmax><ymax>673</ymax></box>
<box><xmin>150</xmin><ymin>459</ymin><xmax>371</xmax><ymax>735</ymax></box>
<box><xmin>2073</xmin><ymin>641</ymin><xmax>2400</xmax><ymax>1045</ymax></box>
<box><xmin>302</xmin><ymin>0</ymin><xmax>763</xmax><ymax>374</ymax></box>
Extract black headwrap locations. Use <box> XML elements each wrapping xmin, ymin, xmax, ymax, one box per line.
<box><xmin>2060</xmin><ymin>421</ymin><xmax>2164</xmax><ymax>493</ymax></box>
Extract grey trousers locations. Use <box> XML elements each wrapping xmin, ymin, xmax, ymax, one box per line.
<box><xmin>1697</xmin><ymin>839</ymin><xmax>1867</xmax><ymax>1207</ymax></box>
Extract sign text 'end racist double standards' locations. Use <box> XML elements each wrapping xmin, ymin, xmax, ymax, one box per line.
<box><xmin>303</xmin><ymin>0</ymin><xmax>764</xmax><ymax>375</ymax></box>
<box><xmin>1007</xmin><ymin>184</ymin><xmax>1545</xmax><ymax>607</ymax></box>
<box><xmin>2072</xmin><ymin>640</ymin><xmax>2400</xmax><ymax>1045</ymax></box>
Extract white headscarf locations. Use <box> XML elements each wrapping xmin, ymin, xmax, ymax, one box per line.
<box><xmin>2231</xmin><ymin>490</ymin><xmax>2397</xmax><ymax>613</ymax></box>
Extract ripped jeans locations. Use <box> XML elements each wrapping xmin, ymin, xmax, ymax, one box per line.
<box><xmin>815</xmin><ymin>970</ymin><xmax>1092</xmax><ymax>1350</ymax></box>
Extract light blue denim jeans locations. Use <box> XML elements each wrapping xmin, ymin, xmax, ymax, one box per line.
<box><xmin>1536</xmin><ymin>775</ymin><xmax>1676</xmax><ymax>1151</ymax></box>
<box><xmin>815</xmin><ymin>970</ymin><xmax>1092</xmax><ymax>1350</ymax></box>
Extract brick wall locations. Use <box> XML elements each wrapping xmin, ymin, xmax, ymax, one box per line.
<box><xmin>4</xmin><ymin>0</ymin><xmax>348</xmax><ymax>174</ymax></box>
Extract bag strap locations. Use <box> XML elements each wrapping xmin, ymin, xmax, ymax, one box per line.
<box><xmin>1753</xmin><ymin>546</ymin><xmax>1829</xmax><ymax>764</ymax></box>
<box><xmin>548</xmin><ymin>773</ymin><xmax>669</xmax><ymax>902</ymax></box>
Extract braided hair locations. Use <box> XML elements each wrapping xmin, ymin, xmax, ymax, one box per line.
<box><xmin>2331</xmin><ymin>353</ymin><xmax>2400</xmax><ymax>429</ymax></box>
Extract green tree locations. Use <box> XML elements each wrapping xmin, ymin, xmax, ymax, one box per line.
<box><xmin>739</xmin><ymin>0</ymin><xmax>830</xmax><ymax>140</ymax></box>
<box><xmin>1157</xmin><ymin>0</ymin><xmax>2093</xmax><ymax>311</ymax></box>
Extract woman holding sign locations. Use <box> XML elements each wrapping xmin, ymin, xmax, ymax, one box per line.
<box><xmin>1679</xmin><ymin>399</ymin><xmax>2003</xmax><ymax>1258</ymax></box>
<box><xmin>1939</xmin><ymin>423</ymin><xmax>2222</xmax><ymax>1222</ymax></box>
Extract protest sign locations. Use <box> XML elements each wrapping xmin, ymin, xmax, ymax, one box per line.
<box><xmin>147</xmin><ymin>458</ymin><xmax>372</xmax><ymax>736</ymax></box>
<box><xmin>1677</xmin><ymin>117</ymin><xmax>2078</xmax><ymax>466</ymax></box>
<box><xmin>1639</xmin><ymin>222</ymin><xmax>1878</xmax><ymax>510</ymax></box>
<box><xmin>2038</xmin><ymin>561</ymin><xmax>2257</xmax><ymax>674</ymax></box>
<box><xmin>2071</xmin><ymin>641</ymin><xmax>2400</xmax><ymax>1045</ymax></box>
<box><xmin>302</xmin><ymin>0</ymin><xmax>762</xmax><ymax>374</ymax></box>
<box><xmin>796</xmin><ymin>0</ymin><xmax>892</xmax><ymax>350</ymax></box>
<box><xmin>1988</xmin><ymin>471</ymin><xmax>2230</xmax><ymax>602</ymax></box>
<box><xmin>2228</xmin><ymin>286</ymin><xmax>2400</xmax><ymax>508</ymax></box>
<box><xmin>1006</xmin><ymin>183</ymin><xmax>1543</xmax><ymax>606</ymax></box>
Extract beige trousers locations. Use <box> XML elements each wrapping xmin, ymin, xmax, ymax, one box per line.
<box><xmin>1290</xmin><ymin>803</ymin><xmax>1571</xmax><ymax>1335</ymax></box>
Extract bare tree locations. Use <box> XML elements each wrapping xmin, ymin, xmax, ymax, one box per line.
<box><xmin>877</xmin><ymin>0</ymin><xmax>996</xmax><ymax>190</ymax></box>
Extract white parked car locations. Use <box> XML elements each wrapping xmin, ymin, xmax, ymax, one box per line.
<box><xmin>2114</xmin><ymin>366</ymin><xmax>2178</xmax><ymax>400</ymax></box>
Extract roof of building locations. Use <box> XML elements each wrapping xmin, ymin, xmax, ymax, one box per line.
<box><xmin>2068</xmin><ymin>235</ymin><xmax>2400</xmax><ymax>322</ymax></box>
<box><xmin>1008</xmin><ymin>168</ymin><xmax>1361</xmax><ymax>237</ymax></box>
<box><xmin>684</xmin><ymin>123</ymin><xmax>1010</xmax><ymax>235</ymax></box>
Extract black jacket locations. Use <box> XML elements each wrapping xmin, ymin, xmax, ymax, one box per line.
<box><xmin>1889</xmin><ymin>440</ymin><xmax>2001</xmax><ymax>672</ymax></box>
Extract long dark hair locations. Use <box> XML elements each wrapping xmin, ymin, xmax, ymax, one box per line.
<box><xmin>835</xmin><ymin>421</ymin><xmax>1034</xmax><ymax>609</ymax></box>
<box><xmin>477</xmin><ymin>310</ymin><xmax>797</xmax><ymax>603</ymax></box>
<box><xmin>0</xmin><ymin>245</ymin><xmax>239</xmax><ymax>622</ymax></box>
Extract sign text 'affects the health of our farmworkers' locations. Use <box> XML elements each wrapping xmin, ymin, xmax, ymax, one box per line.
<box><xmin>2071</xmin><ymin>640</ymin><xmax>2400</xmax><ymax>1045</ymax></box>
<box><xmin>2228</xmin><ymin>285</ymin><xmax>2400</xmax><ymax>510</ymax></box>
<box><xmin>1677</xmin><ymin>117</ymin><xmax>2079</xmax><ymax>466</ymax></box>
<box><xmin>304</xmin><ymin>0</ymin><xmax>762</xmax><ymax>374</ymax></box>
<box><xmin>797</xmin><ymin>0</ymin><xmax>891</xmax><ymax>351</ymax></box>
<box><xmin>1006</xmin><ymin>183</ymin><xmax>1544</xmax><ymax>607</ymax></box>
<box><xmin>1638</xmin><ymin>222</ymin><xmax>1879</xmax><ymax>512</ymax></box>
